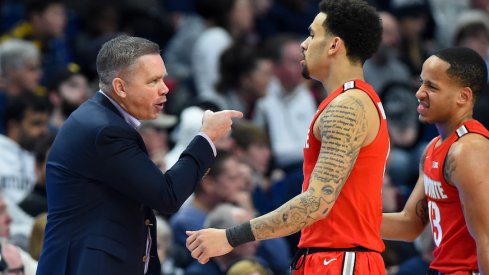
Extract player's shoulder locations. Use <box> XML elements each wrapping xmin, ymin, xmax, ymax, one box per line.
<box><xmin>326</xmin><ymin>88</ymin><xmax>372</xmax><ymax>110</ymax></box>
<box><xmin>450</xmin><ymin>133</ymin><xmax>489</xmax><ymax>158</ymax></box>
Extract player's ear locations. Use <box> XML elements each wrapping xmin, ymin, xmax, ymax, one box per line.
<box><xmin>329</xmin><ymin>37</ymin><xmax>342</xmax><ymax>55</ymax></box>
<box><xmin>458</xmin><ymin>87</ymin><xmax>473</xmax><ymax>105</ymax></box>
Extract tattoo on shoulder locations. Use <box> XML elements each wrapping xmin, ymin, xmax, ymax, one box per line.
<box><xmin>415</xmin><ymin>197</ymin><xmax>429</xmax><ymax>226</ymax></box>
<box><xmin>443</xmin><ymin>150</ymin><xmax>456</xmax><ymax>182</ymax></box>
<box><xmin>313</xmin><ymin>94</ymin><xmax>368</xmax><ymax>194</ymax></box>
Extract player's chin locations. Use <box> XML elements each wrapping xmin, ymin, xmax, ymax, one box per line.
<box><xmin>418</xmin><ymin>115</ymin><xmax>432</xmax><ymax>124</ymax></box>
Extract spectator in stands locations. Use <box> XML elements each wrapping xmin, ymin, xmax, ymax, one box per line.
<box><xmin>453</xmin><ymin>10</ymin><xmax>489</xmax><ymax>76</ymax></box>
<box><xmin>0</xmin><ymin>39</ymin><xmax>42</xmax><ymax>97</ymax></box>
<box><xmin>170</xmin><ymin>151</ymin><xmax>247</xmax><ymax>266</ymax></box>
<box><xmin>46</xmin><ymin>65</ymin><xmax>90</xmax><ymax>131</ymax></box>
<box><xmin>185</xmin><ymin>204</ymin><xmax>261</xmax><ymax>275</ymax></box>
<box><xmin>73</xmin><ymin>0</ymin><xmax>121</xmax><ymax>81</ymax></box>
<box><xmin>19</xmin><ymin>134</ymin><xmax>54</xmax><ymax>217</ymax></box>
<box><xmin>0</xmin><ymin>0</ymin><xmax>72</xmax><ymax>86</ymax></box>
<box><xmin>396</xmin><ymin>225</ymin><xmax>434</xmax><ymax>275</ymax></box>
<box><xmin>364</xmin><ymin>12</ymin><xmax>411</xmax><ymax>94</ymax></box>
<box><xmin>380</xmin><ymin>80</ymin><xmax>438</xmax><ymax>199</ymax></box>
<box><xmin>0</xmin><ymin>39</ymin><xmax>43</xmax><ymax>134</ymax></box>
<box><xmin>164</xmin><ymin>2</ymin><xmax>206</xmax><ymax>82</ymax></box>
<box><xmin>225</xmin><ymin>258</ymin><xmax>268</xmax><ymax>275</ymax></box>
<box><xmin>254</xmin><ymin>0</ymin><xmax>318</xmax><ymax>39</ymax></box>
<box><xmin>162</xmin><ymin>2</ymin><xmax>207</xmax><ymax>115</ymax></box>
<box><xmin>155</xmin><ymin>216</ymin><xmax>184</xmax><ymax>275</ymax></box>
<box><xmin>0</xmin><ymin>93</ymin><xmax>49</xmax><ymax>204</ymax></box>
<box><xmin>165</xmin><ymin>106</ymin><xmax>204</xmax><ymax>169</ymax></box>
<box><xmin>0</xmin><ymin>192</ymin><xmax>38</xmax><ymax>275</ymax></box>
<box><xmin>254</xmin><ymin>34</ymin><xmax>316</xmax><ymax>171</ymax></box>
<box><xmin>0</xmin><ymin>93</ymin><xmax>49</xmax><ymax>249</ymax></box>
<box><xmin>230</xmin><ymin>121</ymin><xmax>292</xmax><ymax>274</ymax></box>
<box><xmin>231</xmin><ymin>122</ymin><xmax>273</xmax><ymax>213</ymax></box>
<box><xmin>452</xmin><ymin>10</ymin><xmax>489</xmax><ymax>131</ymax></box>
<box><xmin>215</xmin><ymin>44</ymin><xmax>272</xmax><ymax>119</ymax></box>
<box><xmin>471</xmin><ymin>0</ymin><xmax>489</xmax><ymax>13</ymax></box>
<box><xmin>380</xmin><ymin>173</ymin><xmax>418</xmax><ymax>272</ymax></box>
<box><xmin>140</xmin><ymin>113</ymin><xmax>177</xmax><ymax>172</ymax></box>
<box><xmin>393</xmin><ymin>0</ymin><xmax>434</xmax><ymax>78</ymax></box>
<box><xmin>28</xmin><ymin>213</ymin><xmax>47</xmax><ymax>261</ymax></box>
<box><xmin>191</xmin><ymin>0</ymin><xmax>254</xmax><ymax>102</ymax></box>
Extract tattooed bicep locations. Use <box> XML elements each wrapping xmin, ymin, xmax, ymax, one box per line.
<box><xmin>415</xmin><ymin>197</ymin><xmax>429</xmax><ymax>226</ymax></box>
<box><xmin>443</xmin><ymin>150</ymin><xmax>456</xmax><ymax>183</ymax></box>
<box><xmin>419</xmin><ymin>146</ymin><xmax>428</xmax><ymax>171</ymax></box>
<box><xmin>311</xmin><ymin>94</ymin><xmax>368</xmax><ymax>189</ymax></box>
<box><xmin>318</xmin><ymin>94</ymin><xmax>368</xmax><ymax>143</ymax></box>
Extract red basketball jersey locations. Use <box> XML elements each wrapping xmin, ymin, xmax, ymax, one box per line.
<box><xmin>298</xmin><ymin>80</ymin><xmax>389</xmax><ymax>252</ymax></box>
<box><xmin>424</xmin><ymin>120</ymin><xmax>489</xmax><ymax>273</ymax></box>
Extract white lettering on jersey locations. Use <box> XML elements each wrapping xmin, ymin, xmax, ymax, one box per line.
<box><xmin>424</xmin><ymin>175</ymin><xmax>448</xmax><ymax>199</ymax></box>
<box><xmin>377</xmin><ymin>102</ymin><xmax>386</xmax><ymax>120</ymax></box>
<box><xmin>304</xmin><ymin>128</ymin><xmax>310</xmax><ymax>149</ymax></box>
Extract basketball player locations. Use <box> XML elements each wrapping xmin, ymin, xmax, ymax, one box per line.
<box><xmin>381</xmin><ymin>47</ymin><xmax>489</xmax><ymax>274</ymax></box>
<box><xmin>186</xmin><ymin>0</ymin><xmax>389</xmax><ymax>274</ymax></box>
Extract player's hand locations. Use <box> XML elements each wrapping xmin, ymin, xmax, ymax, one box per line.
<box><xmin>200</xmin><ymin>110</ymin><xmax>243</xmax><ymax>143</ymax></box>
<box><xmin>186</xmin><ymin>229</ymin><xmax>233</xmax><ymax>264</ymax></box>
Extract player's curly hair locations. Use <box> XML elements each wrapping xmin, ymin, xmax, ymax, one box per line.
<box><xmin>319</xmin><ymin>0</ymin><xmax>382</xmax><ymax>64</ymax></box>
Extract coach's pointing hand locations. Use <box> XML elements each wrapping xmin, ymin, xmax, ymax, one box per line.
<box><xmin>201</xmin><ymin>110</ymin><xmax>243</xmax><ymax>143</ymax></box>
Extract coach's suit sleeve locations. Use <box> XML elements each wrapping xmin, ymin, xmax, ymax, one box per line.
<box><xmin>95</xmin><ymin>125</ymin><xmax>214</xmax><ymax>214</ymax></box>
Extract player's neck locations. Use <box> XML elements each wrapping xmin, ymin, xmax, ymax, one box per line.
<box><xmin>436</xmin><ymin>111</ymin><xmax>473</xmax><ymax>140</ymax></box>
<box><xmin>322</xmin><ymin>63</ymin><xmax>364</xmax><ymax>95</ymax></box>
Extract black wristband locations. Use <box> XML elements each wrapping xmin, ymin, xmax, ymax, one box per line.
<box><xmin>225</xmin><ymin>221</ymin><xmax>255</xmax><ymax>247</ymax></box>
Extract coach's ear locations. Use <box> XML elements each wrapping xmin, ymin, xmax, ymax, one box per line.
<box><xmin>112</xmin><ymin>77</ymin><xmax>127</xmax><ymax>98</ymax></box>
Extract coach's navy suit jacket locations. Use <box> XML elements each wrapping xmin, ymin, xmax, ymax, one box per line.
<box><xmin>36</xmin><ymin>92</ymin><xmax>214</xmax><ymax>275</ymax></box>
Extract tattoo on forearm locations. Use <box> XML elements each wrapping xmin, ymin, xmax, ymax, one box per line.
<box><xmin>251</xmin><ymin>187</ymin><xmax>325</xmax><ymax>239</ymax></box>
<box><xmin>416</xmin><ymin>197</ymin><xmax>429</xmax><ymax>225</ymax></box>
<box><xmin>443</xmin><ymin>151</ymin><xmax>456</xmax><ymax>183</ymax></box>
<box><xmin>250</xmin><ymin>94</ymin><xmax>368</xmax><ymax>240</ymax></box>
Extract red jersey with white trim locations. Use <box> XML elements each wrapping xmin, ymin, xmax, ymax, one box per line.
<box><xmin>424</xmin><ymin>120</ymin><xmax>489</xmax><ymax>273</ymax></box>
<box><xmin>298</xmin><ymin>80</ymin><xmax>389</xmax><ymax>252</ymax></box>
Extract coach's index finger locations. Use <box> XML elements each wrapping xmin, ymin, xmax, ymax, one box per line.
<box><xmin>220</xmin><ymin>110</ymin><xmax>243</xmax><ymax>119</ymax></box>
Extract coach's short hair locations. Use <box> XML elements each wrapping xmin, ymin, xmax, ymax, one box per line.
<box><xmin>96</xmin><ymin>35</ymin><xmax>160</xmax><ymax>92</ymax></box>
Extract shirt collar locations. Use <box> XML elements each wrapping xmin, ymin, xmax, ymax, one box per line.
<box><xmin>98</xmin><ymin>90</ymin><xmax>141</xmax><ymax>130</ymax></box>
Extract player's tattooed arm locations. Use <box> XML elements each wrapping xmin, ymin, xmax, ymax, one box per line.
<box><xmin>416</xmin><ymin>144</ymin><xmax>429</xmax><ymax>226</ymax></box>
<box><xmin>250</xmin><ymin>94</ymin><xmax>368</xmax><ymax>240</ymax></box>
<box><xmin>415</xmin><ymin>197</ymin><xmax>429</xmax><ymax>226</ymax></box>
<box><xmin>312</xmin><ymin>94</ymin><xmax>368</xmax><ymax>197</ymax></box>
<box><xmin>443</xmin><ymin>150</ymin><xmax>456</xmax><ymax>183</ymax></box>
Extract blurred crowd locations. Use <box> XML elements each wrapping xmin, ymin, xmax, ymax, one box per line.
<box><xmin>0</xmin><ymin>0</ymin><xmax>488</xmax><ymax>274</ymax></box>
